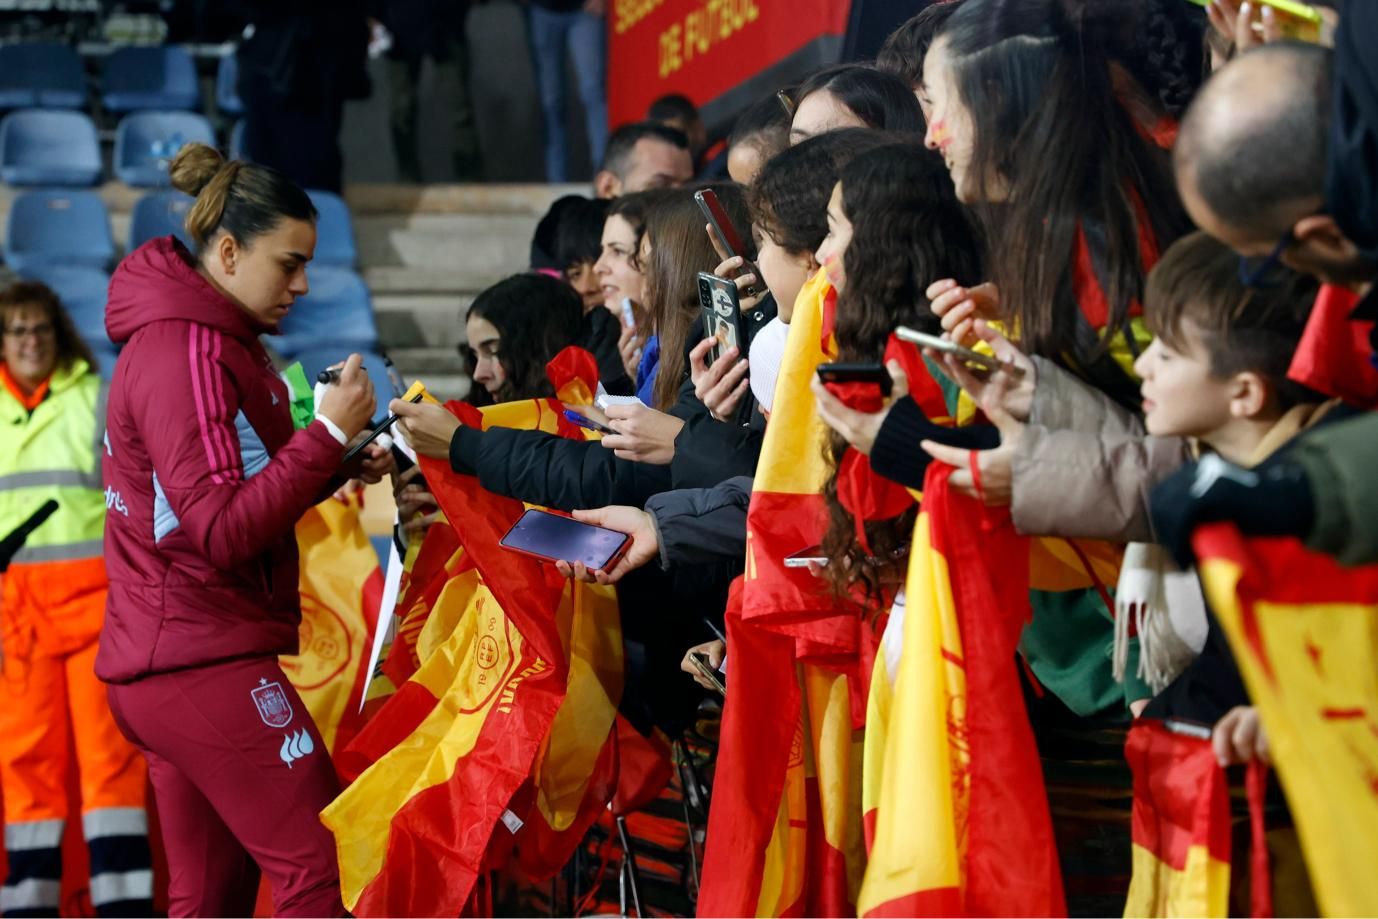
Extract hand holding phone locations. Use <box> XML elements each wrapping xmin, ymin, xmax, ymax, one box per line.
<box><xmin>895</xmin><ymin>326</ymin><xmax>1025</xmax><ymax>377</ymax></box>
<box><xmin>696</xmin><ymin>190</ymin><xmax>763</xmax><ymax>298</ymax></box>
<box><xmin>500</xmin><ymin>508</ymin><xmax>632</xmax><ymax>571</ymax></box>
<box><xmin>698</xmin><ymin>273</ymin><xmax>746</xmax><ymax>368</ymax></box>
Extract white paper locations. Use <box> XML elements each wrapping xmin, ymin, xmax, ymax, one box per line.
<box><xmin>359</xmin><ymin>537</ymin><xmax>404</xmax><ymax>712</ymax></box>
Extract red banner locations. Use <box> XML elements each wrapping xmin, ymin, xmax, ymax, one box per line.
<box><xmin>608</xmin><ymin>0</ymin><xmax>852</xmax><ymax>128</ymax></box>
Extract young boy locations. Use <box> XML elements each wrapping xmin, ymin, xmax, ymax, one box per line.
<box><xmin>1135</xmin><ymin>230</ymin><xmax>1350</xmax><ymax>769</ymax></box>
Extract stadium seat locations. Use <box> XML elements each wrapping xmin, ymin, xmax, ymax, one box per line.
<box><xmin>0</xmin><ymin>110</ymin><xmax>102</xmax><ymax>186</ymax></box>
<box><xmin>306</xmin><ymin>189</ymin><xmax>358</xmax><ymax>268</ymax></box>
<box><xmin>114</xmin><ymin>111</ymin><xmax>216</xmax><ymax>186</ymax></box>
<box><xmin>5</xmin><ymin>191</ymin><xmax>115</xmax><ymax>273</ymax></box>
<box><xmin>292</xmin><ymin>347</ymin><xmax>402</xmax><ymax>412</ymax></box>
<box><xmin>269</xmin><ymin>267</ymin><xmax>379</xmax><ymax>358</ymax></box>
<box><xmin>102</xmin><ymin>45</ymin><xmax>199</xmax><ymax>113</ymax></box>
<box><xmin>20</xmin><ymin>264</ymin><xmax>113</xmax><ymax>349</ymax></box>
<box><xmin>89</xmin><ymin>344</ymin><xmax>120</xmax><ymax>383</ymax></box>
<box><xmin>216</xmin><ymin>53</ymin><xmax>242</xmax><ymax>116</ymax></box>
<box><xmin>229</xmin><ymin>118</ymin><xmax>246</xmax><ymax>160</ymax></box>
<box><xmin>0</xmin><ymin>43</ymin><xmax>86</xmax><ymax>109</ymax></box>
<box><xmin>129</xmin><ymin>190</ymin><xmax>195</xmax><ymax>250</ymax></box>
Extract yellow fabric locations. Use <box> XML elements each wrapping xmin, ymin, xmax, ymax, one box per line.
<box><xmin>323</xmin><ymin>575</ymin><xmax>528</xmax><ymax>911</ymax></box>
<box><xmin>750</xmin><ymin>268</ymin><xmax>833</xmax><ymax>497</ymax></box>
<box><xmin>1196</xmin><ymin>559</ymin><xmax>1378</xmax><ymax>917</ymax></box>
<box><xmin>1123</xmin><ymin>843</ymin><xmax>1231</xmax><ymax>918</ymax></box>
<box><xmin>858</xmin><ymin>512</ymin><xmax>967</xmax><ymax>915</ymax></box>
<box><xmin>282</xmin><ymin>493</ymin><xmax>379</xmax><ymax>755</ymax></box>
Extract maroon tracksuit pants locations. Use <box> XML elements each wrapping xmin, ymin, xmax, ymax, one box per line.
<box><xmin>106</xmin><ymin>656</ymin><xmax>344</xmax><ymax>918</ymax></box>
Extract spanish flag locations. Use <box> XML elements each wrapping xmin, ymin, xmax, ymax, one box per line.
<box><xmin>701</xmin><ymin>269</ymin><xmax>869</xmax><ymax>917</ymax></box>
<box><xmin>1122</xmin><ymin>720</ymin><xmax>1231</xmax><ymax>918</ymax></box>
<box><xmin>1193</xmin><ymin>522</ymin><xmax>1378</xmax><ymax>917</ymax></box>
<box><xmin>283</xmin><ymin>489</ymin><xmax>384</xmax><ymax>758</ymax></box>
<box><xmin>323</xmin><ymin>348</ymin><xmax>623</xmax><ymax>916</ymax></box>
<box><xmin>858</xmin><ymin>464</ymin><xmax>1064</xmax><ymax>917</ymax></box>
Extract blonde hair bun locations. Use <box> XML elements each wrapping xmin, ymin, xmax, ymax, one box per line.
<box><xmin>169</xmin><ymin>143</ymin><xmax>227</xmax><ymax>198</ymax></box>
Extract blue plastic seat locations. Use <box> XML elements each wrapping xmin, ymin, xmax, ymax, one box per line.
<box><xmin>19</xmin><ymin>264</ymin><xmax>112</xmax><ymax>349</ymax></box>
<box><xmin>270</xmin><ymin>268</ymin><xmax>379</xmax><ymax>358</ymax></box>
<box><xmin>0</xmin><ymin>109</ymin><xmax>102</xmax><ymax>186</ymax></box>
<box><xmin>228</xmin><ymin>118</ymin><xmax>246</xmax><ymax>160</ymax></box>
<box><xmin>5</xmin><ymin>190</ymin><xmax>115</xmax><ymax>272</ymax></box>
<box><xmin>306</xmin><ymin>190</ymin><xmax>357</xmax><ymax>268</ymax></box>
<box><xmin>113</xmin><ymin>111</ymin><xmax>216</xmax><ymax>186</ymax></box>
<box><xmin>89</xmin><ymin>344</ymin><xmax>120</xmax><ymax>383</ymax></box>
<box><xmin>129</xmin><ymin>190</ymin><xmax>195</xmax><ymax>250</ymax></box>
<box><xmin>102</xmin><ymin>45</ymin><xmax>199</xmax><ymax>113</ymax></box>
<box><xmin>216</xmin><ymin>54</ymin><xmax>242</xmax><ymax>116</ymax></box>
<box><xmin>0</xmin><ymin>44</ymin><xmax>86</xmax><ymax>109</ymax></box>
<box><xmin>291</xmin><ymin>347</ymin><xmax>402</xmax><ymax>410</ymax></box>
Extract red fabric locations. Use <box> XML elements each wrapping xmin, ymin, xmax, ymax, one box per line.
<box><xmin>1288</xmin><ymin>284</ymin><xmax>1378</xmax><ymax>407</ymax></box>
<box><xmin>698</xmin><ymin>579</ymin><xmax>804</xmax><ymax>917</ymax></box>
<box><xmin>611</xmin><ymin>716</ymin><xmax>673</xmax><ymax>814</ymax></box>
<box><xmin>0</xmin><ymin>363</ymin><xmax>49</xmax><ymax>409</ymax></box>
<box><xmin>1124</xmin><ymin>720</ymin><xmax>1232</xmax><ymax>871</ymax></box>
<box><xmin>98</xmin><ymin>237</ymin><xmax>343</xmax><ymax>684</ymax></box>
<box><xmin>1070</xmin><ymin>193</ymin><xmax>1160</xmax><ymax>330</ymax></box>
<box><xmin>924</xmin><ymin>464</ymin><xmax>1066</xmax><ymax>916</ymax></box>
<box><xmin>1247</xmin><ymin>761</ymin><xmax>1274</xmax><ymax>918</ymax></box>
<box><xmin>883</xmin><ymin>337</ymin><xmax>951</xmax><ymax>424</ymax></box>
<box><xmin>544</xmin><ymin>344</ymin><xmax>600</xmax><ymax>398</ymax></box>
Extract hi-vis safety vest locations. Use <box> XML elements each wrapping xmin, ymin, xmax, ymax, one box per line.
<box><xmin>0</xmin><ymin>358</ymin><xmax>108</xmax><ymax>657</ymax></box>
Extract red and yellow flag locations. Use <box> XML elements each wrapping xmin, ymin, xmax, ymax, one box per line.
<box><xmin>701</xmin><ymin>270</ymin><xmax>870</xmax><ymax>917</ymax></box>
<box><xmin>1193</xmin><ymin>523</ymin><xmax>1378</xmax><ymax>917</ymax></box>
<box><xmin>323</xmin><ymin>349</ymin><xmax>624</xmax><ymax>916</ymax></box>
<box><xmin>284</xmin><ymin>490</ymin><xmax>384</xmax><ymax>759</ymax></box>
<box><xmin>1122</xmin><ymin>720</ymin><xmax>1231</xmax><ymax>918</ymax></box>
<box><xmin>859</xmin><ymin>465</ymin><xmax>1064</xmax><ymax>917</ymax></box>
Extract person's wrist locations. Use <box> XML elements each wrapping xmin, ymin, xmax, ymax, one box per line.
<box><xmin>315</xmin><ymin>414</ymin><xmax>350</xmax><ymax>446</ymax></box>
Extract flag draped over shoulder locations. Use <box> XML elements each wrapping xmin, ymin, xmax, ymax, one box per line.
<box><xmin>283</xmin><ymin>490</ymin><xmax>384</xmax><ymax>758</ymax></box>
<box><xmin>322</xmin><ymin>348</ymin><xmax>623</xmax><ymax>917</ymax></box>
<box><xmin>1193</xmin><ymin>523</ymin><xmax>1378</xmax><ymax>917</ymax></box>
<box><xmin>701</xmin><ymin>270</ymin><xmax>869</xmax><ymax>918</ymax></box>
<box><xmin>859</xmin><ymin>465</ymin><xmax>1065</xmax><ymax>917</ymax></box>
<box><xmin>1122</xmin><ymin>720</ymin><xmax>1231</xmax><ymax>919</ymax></box>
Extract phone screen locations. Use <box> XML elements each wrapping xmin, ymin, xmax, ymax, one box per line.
<box><xmin>500</xmin><ymin>509</ymin><xmax>630</xmax><ymax>570</ymax></box>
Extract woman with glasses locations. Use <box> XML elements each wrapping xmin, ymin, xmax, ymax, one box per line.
<box><xmin>0</xmin><ymin>282</ymin><xmax>154</xmax><ymax>917</ymax></box>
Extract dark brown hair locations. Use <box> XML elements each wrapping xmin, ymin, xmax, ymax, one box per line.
<box><xmin>1145</xmin><ymin>231</ymin><xmax>1320</xmax><ymax>410</ymax></box>
<box><xmin>820</xmin><ymin>144</ymin><xmax>984</xmax><ymax>603</ymax></box>
<box><xmin>940</xmin><ymin>0</ymin><xmax>1188</xmax><ymax>378</ymax></box>
<box><xmin>0</xmin><ymin>281</ymin><xmax>97</xmax><ymax>376</ymax></box>
<box><xmin>170</xmin><ymin>143</ymin><xmax>317</xmax><ymax>256</ymax></box>
<box><xmin>644</xmin><ymin>183</ymin><xmax>753</xmax><ymax>411</ymax></box>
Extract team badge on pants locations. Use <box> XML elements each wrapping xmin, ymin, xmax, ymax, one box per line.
<box><xmin>251</xmin><ymin>679</ymin><xmax>294</xmax><ymax>728</ymax></box>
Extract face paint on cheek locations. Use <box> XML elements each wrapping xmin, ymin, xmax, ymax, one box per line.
<box><xmin>930</xmin><ymin>119</ymin><xmax>951</xmax><ymax>150</ymax></box>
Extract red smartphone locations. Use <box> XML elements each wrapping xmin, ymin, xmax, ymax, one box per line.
<box><xmin>499</xmin><ymin>508</ymin><xmax>631</xmax><ymax>571</ymax></box>
<box><xmin>695</xmin><ymin>189</ymin><xmax>763</xmax><ymax>298</ymax></box>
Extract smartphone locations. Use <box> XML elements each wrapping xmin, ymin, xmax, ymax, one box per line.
<box><xmin>698</xmin><ymin>272</ymin><xmax>745</xmax><ymax>367</ymax></box>
<box><xmin>694</xmin><ymin>189</ymin><xmax>763</xmax><ymax>298</ymax></box>
<box><xmin>690</xmin><ymin>652</ymin><xmax>727</xmax><ymax>696</ymax></box>
<box><xmin>783</xmin><ymin>544</ymin><xmax>829</xmax><ymax>568</ymax></box>
<box><xmin>499</xmin><ymin>508</ymin><xmax>632</xmax><ymax>571</ymax></box>
<box><xmin>776</xmin><ymin>90</ymin><xmax>796</xmax><ymax>118</ymax></box>
<box><xmin>816</xmin><ymin>362</ymin><xmax>893</xmax><ymax>397</ymax></box>
<box><xmin>562</xmin><ymin>408</ymin><xmax>617</xmax><ymax>436</ymax></box>
<box><xmin>895</xmin><ymin>325</ymin><xmax>1026</xmax><ymax>377</ymax></box>
<box><xmin>619</xmin><ymin>296</ymin><xmax>636</xmax><ymax>329</ymax></box>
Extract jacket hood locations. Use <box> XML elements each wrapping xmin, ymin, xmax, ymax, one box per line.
<box><xmin>106</xmin><ymin>236</ymin><xmax>269</xmax><ymax>346</ymax></box>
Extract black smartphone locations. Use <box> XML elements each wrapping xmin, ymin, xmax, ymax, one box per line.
<box><xmin>499</xmin><ymin>508</ymin><xmax>632</xmax><ymax>571</ymax></box>
<box><xmin>815</xmin><ymin>362</ymin><xmax>893</xmax><ymax>398</ymax></box>
<box><xmin>694</xmin><ymin>189</ymin><xmax>762</xmax><ymax>298</ymax></box>
<box><xmin>698</xmin><ymin>272</ymin><xmax>745</xmax><ymax>367</ymax></box>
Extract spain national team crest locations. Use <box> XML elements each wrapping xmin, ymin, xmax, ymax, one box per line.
<box><xmin>251</xmin><ymin>678</ymin><xmax>294</xmax><ymax>729</ymax></box>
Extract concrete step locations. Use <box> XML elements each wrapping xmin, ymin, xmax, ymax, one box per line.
<box><xmin>387</xmin><ymin>346</ymin><xmax>472</xmax><ymax>404</ymax></box>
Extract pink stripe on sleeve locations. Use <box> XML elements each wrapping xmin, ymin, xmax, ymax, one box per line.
<box><xmin>204</xmin><ymin>328</ymin><xmax>244</xmax><ymax>482</ymax></box>
<box><xmin>188</xmin><ymin>325</ymin><xmax>227</xmax><ymax>485</ymax></box>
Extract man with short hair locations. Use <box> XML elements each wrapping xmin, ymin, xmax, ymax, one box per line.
<box><xmin>1155</xmin><ymin>23</ymin><xmax>1378</xmax><ymax>567</ymax></box>
<box><xmin>592</xmin><ymin>122</ymin><xmax>694</xmax><ymax>199</ymax></box>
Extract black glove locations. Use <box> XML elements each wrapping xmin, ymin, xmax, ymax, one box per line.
<box><xmin>1150</xmin><ymin>454</ymin><xmax>1315</xmax><ymax>568</ymax></box>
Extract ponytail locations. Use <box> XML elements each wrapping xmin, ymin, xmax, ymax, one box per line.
<box><xmin>168</xmin><ymin>142</ymin><xmax>317</xmax><ymax>255</ymax></box>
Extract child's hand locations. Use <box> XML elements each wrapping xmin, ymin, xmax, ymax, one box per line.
<box><xmin>680</xmin><ymin>639</ymin><xmax>726</xmax><ymax>692</ymax></box>
<box><xmin>1213</xmin><ymin>705</ymin><xmax>1270</xmax><ymax>766</ymax></box>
